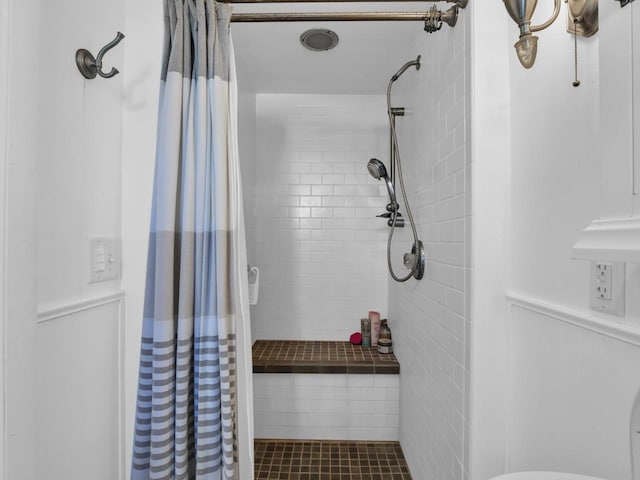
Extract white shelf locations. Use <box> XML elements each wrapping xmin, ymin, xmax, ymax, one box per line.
<box><xmin>572</xmin><ymin>217</ymin><xmax>640</xmax><ymax>263</ymax></box>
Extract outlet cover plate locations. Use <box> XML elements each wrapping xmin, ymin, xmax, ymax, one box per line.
<box><xmin>590</xmin><ymin>261</ymin><xmax>625</xmax><ymax>316</ymax></box>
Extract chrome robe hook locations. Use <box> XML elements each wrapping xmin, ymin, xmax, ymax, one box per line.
<box><xmin>76</xmin><ymin>32</ymin><xmax>125</xmax><ymax>79</ymax></box>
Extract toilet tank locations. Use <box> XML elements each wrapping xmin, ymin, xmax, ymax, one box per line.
<box><xmin>490</xmin><ymin>473</ymin><xmax>604</xmax><ymax>480</ymax></box>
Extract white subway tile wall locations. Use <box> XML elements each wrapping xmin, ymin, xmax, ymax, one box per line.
<box><xmin>238</xmin><ymin>93</ymin><xmax>257</xmax><ymax>266</ymax></box>
<box><xmin>254</xmin><ymin>373</ymin><xmax>399</xmax><ymax>441</ymax></box>
<box><xmin>250</xmin><ymin>95</ymin><xmax>391</xmax><ymax>341</ymax></box>
<box><xmin>387</xmin><ymin>18</ymin><xmax>471</xmax><ymax>480</ymax></box>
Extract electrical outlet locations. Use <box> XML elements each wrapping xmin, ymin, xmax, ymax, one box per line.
<box><xmin>594</xmin><ymin>262</ymin><xmax>612</xmax><ymax>299</ymax></box>
<box><xmin>590</xmin><ymin>261</ymin><xmax>625</xmax><ymax>316</ymax></box>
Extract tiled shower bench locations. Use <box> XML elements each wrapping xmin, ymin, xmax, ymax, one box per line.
<box><xmin>252</xmin><ymin>340</ymin><xmax>400</xmax><ymax>374</ymax></box>
<box><xmin>252</xmin><ymin>340</ymin><xmax>400</xmax><ymax>441</ymax></box>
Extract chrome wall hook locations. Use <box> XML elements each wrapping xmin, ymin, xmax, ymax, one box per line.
<box><xmin>76</xmin><ymin>32</ymin><xmax>125</xmax><ymax>79</ymax></box>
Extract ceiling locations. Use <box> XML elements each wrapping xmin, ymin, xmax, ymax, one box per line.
<box><xmin>231</xmin><ymin>2</ymin><xmax>428</xmax><ymax>95</ymax></box>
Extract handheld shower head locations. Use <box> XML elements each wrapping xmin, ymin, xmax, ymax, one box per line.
<box><xmin>368</xmin><ymin>158</ymin><xmax>397</xmax><ymax>208</ymax></box>
<box><xmin>367</xmin><ymin>158</ymin><xmax>387</xmax><ymax>180</ymax></box>
<box><xmin>391</xmin><ymin>55</ymin><xmax>421</xmax><ymax>82</ymax></box>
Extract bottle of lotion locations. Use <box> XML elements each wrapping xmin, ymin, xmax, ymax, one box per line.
<box><xmin>369</xmin><ymin>311</ymin><xmax>381</xmax><ymax>346</ymax></box>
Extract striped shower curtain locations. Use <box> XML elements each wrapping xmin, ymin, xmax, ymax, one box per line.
<box><xmin>131</xmin><ymin>1</ymin><xmax>254</xmax><ymax>478</ymax></box>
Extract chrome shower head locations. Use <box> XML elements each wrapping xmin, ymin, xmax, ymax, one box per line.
<box><xmin>391</xmin><ymin>55</ymin><xmax>421</xmax><ymax>82</ymax></box>
<box><xmin>368</xmin><ymin>158</ymin><xmax>397</xmax><ymax>208</ymax></box>
<box><xmin>367</xmin><ymin>158</ymin><xmax>387</xmax><ymax>180</ymax></box>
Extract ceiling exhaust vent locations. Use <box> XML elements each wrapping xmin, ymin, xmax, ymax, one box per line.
<box><xmin>300</xmin><ymin>29</ymin><xmax>339</xmax><ymax>51</ymax></box>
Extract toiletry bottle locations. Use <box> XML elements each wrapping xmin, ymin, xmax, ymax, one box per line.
<box><xmin>377</xmin><ymin>319</ymin><xmax>393</xmax><ymax>353</ymax></box>
<box><xmin>361</xmin><ymin>318</ymin><xmax>371</xmax><ymax>347</ymax></box>
<box><xmin>379</xmin><ymin>319</ymin><xmax>391</xmax><ymax>341</ymax></box>
<box><xmin>378</xmin><ymin>338</ymin><xmax>393</xmax><ymax>354</ymax></box>
<box><xmin>369</xmin><ymin>311</ymin><xmax>381</xmax><ymax>346</ymax></box>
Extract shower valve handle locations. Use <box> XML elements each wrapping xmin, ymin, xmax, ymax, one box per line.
<box><xmin>403</xmin><ymin>253</ymin><xmax>415</xmax><ymax>269</ymax></box>
<box><xmin>388</xmin><ymin>217</ymin><xmax>405</xmax><ymax>228</ymax></box>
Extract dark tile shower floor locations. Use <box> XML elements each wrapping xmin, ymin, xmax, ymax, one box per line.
<box><xmin>254</xmin><ymin>439</ymin><xmax>413</xmax><ymax>479</ymax></box>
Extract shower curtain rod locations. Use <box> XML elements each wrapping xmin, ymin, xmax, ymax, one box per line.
<box><xmin>226</xmin><ymin>0</ymin><xmax>467</xmax><ymax>21</ymax></box>
<box><xmin>230</xmin><ymin>6</ymin><xmax>459</xmax><ymax>22</ymax></box>
<box><xmin>226</xmin><ymin>0</ymin><xmax>468</xmax><ymax>23</ymax></box>
<box><xmin>224</xmin><ymin>0</ymin><xmax>459</xmax><ymax>3</ymax></box>
<box><xmin>232</xmin><ymin>11</ymin><xmax>429</xmax><ymax>21</ymax></box>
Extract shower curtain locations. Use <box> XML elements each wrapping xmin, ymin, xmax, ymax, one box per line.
<box><xmin>131</xmin><ymin>1</ymin><xmax>254</xmax><ymax>478</ymax></box>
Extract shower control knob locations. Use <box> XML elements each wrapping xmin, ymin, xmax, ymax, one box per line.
<box><xmin>388</xmin><ymin>217</ymin><xmax>404</xmax><ymax>228</ymax></box>
<box><xmin>386</xmin><ymin>202</ymin><xmax>399</xmax><ymax>212</ymax></box>
<box><xmin>403</xmin><ymin>253</ymin><xmax>416</xmax><ymax>269</ymax></box>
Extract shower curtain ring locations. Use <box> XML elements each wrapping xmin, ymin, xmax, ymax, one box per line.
<box><xmin>76</xmin><ymin>32</ymin><xmax>125</xmax><ymax>79</ymax></box>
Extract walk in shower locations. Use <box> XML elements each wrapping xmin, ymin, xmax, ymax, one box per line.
<box><xmin>232</xmin><ymin>1</ymin><xmax>471</xmax><ymax>476</ymax></box>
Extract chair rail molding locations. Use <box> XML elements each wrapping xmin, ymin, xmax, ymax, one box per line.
<box><xmin>572</xmin><ymin>216</ymin><xmax>640</xmax><ymax>263</ymax></box>
<box><xmin>507</xmin><ymin>292</ymin><xmax>640</xmax><ymax>346</ymax></box>
<box><xmin>36</xmin><ymin>290</ymin><xmax>125</xmax><ymax>324</ymax></box>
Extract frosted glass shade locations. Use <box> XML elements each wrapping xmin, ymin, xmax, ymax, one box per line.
<box><xmin>514</xmin><ymin>35</ymin><xmax>538</xmax><ymax>69</ymax></box>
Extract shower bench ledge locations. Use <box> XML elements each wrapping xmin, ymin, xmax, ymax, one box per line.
<box><xmin>252</xmin><ymin>339</ymin><xmax>399</xmax><ymax>375</ymax></box>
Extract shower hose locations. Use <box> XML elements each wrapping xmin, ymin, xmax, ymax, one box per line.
<box><xmin>385</xmin><ymin>78</ymin><xmax>422</xmax><ymax>283</ymax></box>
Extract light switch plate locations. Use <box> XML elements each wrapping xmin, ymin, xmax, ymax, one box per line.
<box><xmin>89</xmin><ymin>237</ymin><xmax>121</xmax><ymax>283</ymax></box>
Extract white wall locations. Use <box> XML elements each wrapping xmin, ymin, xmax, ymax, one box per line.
<box><xmin>469</xmin><ymin>1</ymin><xmax>512</xmax><ymax>478</ymax></box>
<box><xmin>0</xmin><ymin>0</ymin><xmax>10</xmax><ymax>476</ymax></box>
<box><xmin>600</xmin><ymin>1</ymin><xmax>635</xmax><ymax>219</ymax></box>
<box><xmin>388</xmin><ymin>12</ymin><xmax>471</xmax><ymax>480</ymax></box>
<box><xmin>472</xmin><ymin>2</ymin><xmax>640</xmax><ymax>479</ymax></box>
<box><xmin>4</xmin><ymin>0</ymin><xmax>126</xmax><ymax>479</ymax></box>
<box><xmin>254</xmin><ymin>373</ymin><xmax>399</xmax><ymax>441</ymax></box>
<box><xmin>251</xmin><ymin>94</ymin><xmax>390</xmax><ymax>341</ymax></box>
<box><xmin>36</xmin><ymin>4</ymin><xmax>124</xmax><ymax>309</ymax></box>
<box><xmin>121</xmin><ymin>1</ymin><xmax>163</xmax><ymax>472</ymax></box>
<box><xmin>3</xmin><ymin>1</ymin><xmax>38</xmax><ymax>478</ymax></box>
<box><xmin>506</xmin><ymin>2</ymin><xmax>640</xmax><ymax>477</ymax></box>
<box><xmin>238</xmin><ymin>92</ymin><xmax>257</xmax><ymax>267</ymax></box>
<box><xmin>508</xmin><ymin>15</ymin><xmax>600</xmax><ymax>310</ymax></box>
<box><xmin>36</xmin><ymin>301</ymin><xmax>124</xmax><ymax>480</ymax></box>
<box><xmin>507</xmin><ymin>306</ymin><xmax>640</xmax><ymax>479</ymax></box>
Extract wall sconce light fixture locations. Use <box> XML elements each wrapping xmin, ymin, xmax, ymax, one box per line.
<box><xmin>566</xmin><ymin>0</ymin><xmax>598</xmax><ymax>37</ymax></box>
<box><xmin>502</xmin><ymin>0</ymin><xmax>561</xmax><ymax>69</ymax></box>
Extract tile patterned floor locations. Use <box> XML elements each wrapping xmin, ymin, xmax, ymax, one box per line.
<box><xmin>254</xmin><ymin>439</ymin><xmax>413</xmax><ymax>480</ymax></box>
<box><xmin>252</xmin><ymin>340</ymin><xmax>400</xmax><ymax>375</ymax></box>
